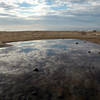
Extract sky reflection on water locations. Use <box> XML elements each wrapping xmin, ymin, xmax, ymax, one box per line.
<box><xmin>0</xmin><ymin>39</ymin><xmax>100</xmax><ymax>75</ymax></box>
<box><xmin>0</xmin><ymin>39</ymin><xmax>100</xmax><ymax>99</ymax></box>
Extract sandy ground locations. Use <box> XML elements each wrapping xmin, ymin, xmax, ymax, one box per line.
<box><xmin>0</xmin><ymin>31</ymin><xmax>100</xmax><ymax>46</ymax></box>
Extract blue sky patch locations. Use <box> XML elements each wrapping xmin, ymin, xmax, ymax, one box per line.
<box><xmin>18</xmin><ymin>2</ymin><xmax>35</xmax><ymax>7</ymax></box>
<box><xmin>51</xmin><ymin>4</ymin><xmax>67</xmax><ymax>10</ymax></box>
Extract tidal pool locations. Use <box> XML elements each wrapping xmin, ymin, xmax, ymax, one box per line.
<box><xmin>0</xmin><ymin>39</ymin><xmax>100</xmax><ymax>100</ymax></box>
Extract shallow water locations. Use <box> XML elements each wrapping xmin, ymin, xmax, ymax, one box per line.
<box><xmin>0</xmin><ymin>39</ymin><xmax>100</xmax><ymax>100</ymax></box>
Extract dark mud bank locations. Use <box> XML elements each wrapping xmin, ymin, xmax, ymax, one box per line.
<box><xmin>0</xmin><ymin>42</ymin><xmax>11</xmax><ymax>47</ymax></box>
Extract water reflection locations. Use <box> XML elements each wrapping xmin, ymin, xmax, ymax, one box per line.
<box><xmin>0</xmin><ymin>39</ymin><xmax>100</xmax><ymax>100</ymax></box>
<box><xmin>0</xmin><ymin>39</ymin><xmax>100</xmax><ymax>75</ymax></box>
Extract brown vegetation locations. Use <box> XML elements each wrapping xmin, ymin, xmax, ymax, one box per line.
<box><xmin>0</xmin><ymin>31</ymin><xmax>100</xmax><ymax>45</ymax></box>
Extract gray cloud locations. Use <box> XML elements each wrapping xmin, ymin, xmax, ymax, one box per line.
<box><xmin>0</xmin><ymin>2</ymin><xmax>17</xmax><ymax>10</ymax></box>
<box><xmin>0</xmin><ymin>0</ymin><xmax>100</xmax><ymax>30</ymax></box>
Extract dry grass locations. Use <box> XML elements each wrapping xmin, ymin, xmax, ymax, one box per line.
<box><xmin>0</xmin><ymin>31</ymin><xmax>100</xmax><ymax>45</ymax></box>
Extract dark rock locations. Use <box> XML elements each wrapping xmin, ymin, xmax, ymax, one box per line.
<box><xmin>88</xmin><ymin>51</ymin><xmax>91</xmax><ymax>53</ymax></box>
<box><xmin>33</xmin><ymin>68</ymin><xmax>39</xmax><ymax>72</ymax></box>
<box><xmin>31</xmin><ymin>91</ymin><xmax>38</xmax><ymax>96</ymax></box>
<box><xmin>75</xmin><ymin>42</ymin><xmax>79</xmax><ymax>44</ymax></box>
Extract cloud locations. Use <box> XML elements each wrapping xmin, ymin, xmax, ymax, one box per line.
<box><xmin>0</xmin><ymin>0</ymin><xmax>100</xmax><ymax>18</ymax></box>
<box><xmin>0</xmin><ymin>0</ymin><xmax>100</xmax><ymax>30</ymax></box>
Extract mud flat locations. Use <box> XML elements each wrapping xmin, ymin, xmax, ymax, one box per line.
<box><xmin>0</xmin><ymin>39</ymin><xmax>100</xmax><ymax>100</ymax></box>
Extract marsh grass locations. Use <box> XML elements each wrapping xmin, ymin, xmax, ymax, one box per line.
<box><xmin>0</xmin><ymin>31</ymin><xmax>100</xmax><ymax>44</ymax></box>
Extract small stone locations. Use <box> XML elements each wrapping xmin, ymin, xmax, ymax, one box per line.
<box><xmin>33</xmin><ymin>68</ymin><xmax>39</xmax><ymax>72</ymax></box>
<box><xmin>75</xmin><ymin>42</ymin><xmax>79</xmax><ymax>44</ymax></box>
<box><xmin>31</xmin><ymin>91</ymin><xmax>38</xmax><ymax>96</ymax></box>
<box><xmin>88</xmin><ymin>51</ymin><xmax>91</xmax><ymax>53</ymax></box>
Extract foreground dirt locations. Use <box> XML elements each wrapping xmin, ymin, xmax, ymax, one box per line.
<box><xmin>0</xmin><ymin>31</ymin><xmax>100</xmax><ymax>45</ymax></box>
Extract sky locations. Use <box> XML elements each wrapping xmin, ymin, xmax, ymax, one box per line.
<box><xmin>0</xmin><ymin>0</ymin><xmax>100</xmax><ymax>31</ymax></box>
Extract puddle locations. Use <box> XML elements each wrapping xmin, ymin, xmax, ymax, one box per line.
<box><xmin>0</xmin><ymin>39</ymin><xmax>100</xmax><ymax>74</ymax></box>
<box><xmin>0</xmin><ymin>39</ymin><xmax>100</xmax><ymax>99</ymax></box>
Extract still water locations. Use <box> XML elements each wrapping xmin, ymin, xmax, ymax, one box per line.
<box><xmin>0</xmin><ymin>39</ymin><xmax>100</xmax><ymax>100</ymax></box>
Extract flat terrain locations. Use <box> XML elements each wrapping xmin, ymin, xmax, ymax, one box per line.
<box><xmin>0</xmin><ymin>39</ymin><xmax>100</xmax><ymax>100</ymax></box>
<box><xmin>0</xmin><ymin>31</ymin><xmax>100</xmax><ymax>46</ymax></box>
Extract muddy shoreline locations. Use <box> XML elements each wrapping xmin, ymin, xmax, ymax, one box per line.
<box><xmin>0</xmin><ymin>42</ymin><xmax>12</xmax><ymax>47</ymax></box>
<box><xmin>0</xmin><ymin>39</ymin><xmax>100</xmax><ymax>100</ymax></box>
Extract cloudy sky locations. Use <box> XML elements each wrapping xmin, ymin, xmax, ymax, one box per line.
<box><xmin>0</xmin><ymin>0</ymin><xmax>100</xmax><ymax>31</ymax></box>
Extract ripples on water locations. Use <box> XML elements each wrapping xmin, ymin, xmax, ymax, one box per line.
<box><xmin>0</xmin><ymin>39</ymin><xmax>100</xmax><ymax>100</ymax></box>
